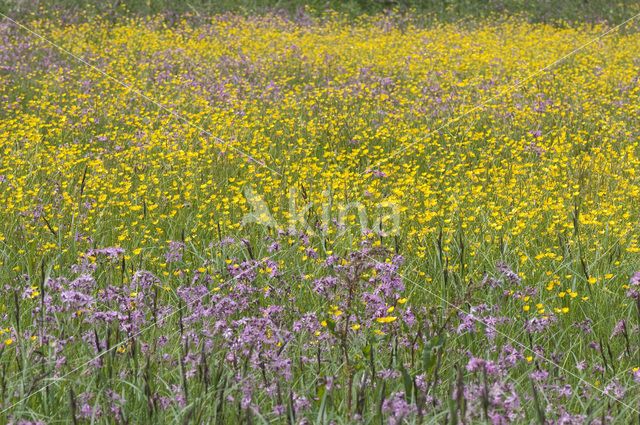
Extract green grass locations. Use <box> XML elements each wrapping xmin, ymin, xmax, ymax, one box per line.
<box><xmin>1</xmin><ymin>4</ymin><xmax>640</xmax><ymax>424</ymax></box>
<box><xmin>2</xmin><ymin>0</ymin><xmax>640</xmax><ymax>24</ymax></box>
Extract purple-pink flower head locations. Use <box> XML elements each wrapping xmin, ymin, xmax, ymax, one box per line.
<box><xmin>164</xmin><ymin>240</ymin><xmax>185</xmax><ymax>263</ymax></box>
<box><xmin>626</xmin><ymin>271</ymin><xmax>640</xmax><ymax>300</ymax></box>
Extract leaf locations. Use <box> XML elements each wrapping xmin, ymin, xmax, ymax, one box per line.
<box><xmin>399</xmin><ymin>363</ymin><xmax>413</xmax><ymax>402</ymax></box>
<box><xmin>325</xmin><ymin>318</ymin><xmax>336</xmax><ymax>333</ymax></box>
<box><xmin>422</xmin><ymin>346</ymin><xmax>435</xmax><ymax>373</ymax></box>
<box><xmin>362</xmin><ymin>344</ymin><xmax>372</xmax><ymax>356</ymax></box>
<box><xmin>434</xmin><ymin>334</ymin><xmax>447</xmax><ymax>348</ymax></box>
<box><xmin>448</xmin><ymin>396</ymin><xmax>458</xmax><ymax>425</ymax></box>
<box><xmin>316</xmin><ymin>385</ymin><xmax>328</xmax><ymax>423</ymax></box>
<box><xmin>421</xmin><ymin>333</ymin><xmax>446</xmax><ymax>373</ymax></box>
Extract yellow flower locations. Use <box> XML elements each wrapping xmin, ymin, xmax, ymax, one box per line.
<box><xmin>4</xmin><ymin>339</ymin><xmax>12</xmax><ymax>345</ymax></box>
<box><xmin>351</xmin><ymin>324</ymin><xmax>361</xmax><ymax>330</ymax></box>
<box><xmin>376</xmin><ymin>316</ymin><xmax>397</xmax><ymax>323</ymax></box>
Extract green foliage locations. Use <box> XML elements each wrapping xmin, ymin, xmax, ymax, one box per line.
<box><xmin>1</xmin><ymin>0</ymin><xmax>639</xmax><ymax>24</ymax></box>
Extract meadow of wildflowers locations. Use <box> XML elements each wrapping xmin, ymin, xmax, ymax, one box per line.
<box><xmin>1</xmin><ymin>4</ymin><xmax>640</xmax><ymax>424</ymax></box>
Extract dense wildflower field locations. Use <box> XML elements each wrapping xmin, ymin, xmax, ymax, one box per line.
<box><xmin>1</xmin><ymin>8</ymin><xmax>640</xmax><ymax>424</ymax></box>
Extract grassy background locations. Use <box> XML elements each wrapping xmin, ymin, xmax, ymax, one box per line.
<box><xmin>1</xmin><ymin>0</ymin><xmax>640</xmax><ymax>24</ymax></box>
<box><xmin>1</xmin><ymin>0</ymin><xmax>640</xmax><ymax>423</ymax></box>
